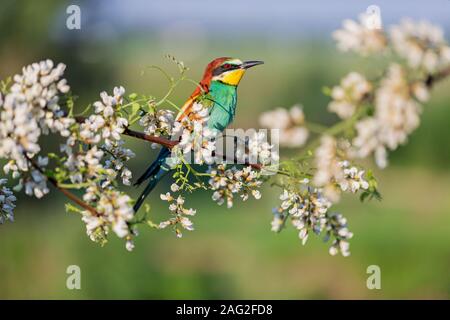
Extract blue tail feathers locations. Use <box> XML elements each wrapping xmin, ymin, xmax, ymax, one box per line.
<box><xmin>133</xmin><ymin>147</ymin><xmax>171</xmax><ymax>213</ymax></box>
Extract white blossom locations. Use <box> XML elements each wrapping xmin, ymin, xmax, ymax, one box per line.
<box><xmin>168</xmin><ymin>103</ymin><xmax>217</xmax><ymax>166</ymax></box>
<box><xmin>125</xmin><ymin>239</ymin><xmax>135</xmax><ymax>252</ymax></box>
<box><xmin>3</xmin><ymin>161</ymin><xmax>21</xmax><ymax>179</ymax></box>
<box><xmin>82</xmin><ymin>190</ymin><xmax>134</xmax><ymax>244</ymax></box>
<box><xmin>259</xmin><ymin>105</ymin><xmax>309</xmax><ymax>148</ymax></box>
<box><xmin>314</xmin><ymin>136</ymin><xmax>369</xmax><ymax>202</ymax></box>
<box><xmin>270</xmin><ymin>210</ymin><xmax>284</xmax><ymax>232</ymax></box>
<box><xmin>390</xmin><ymin>19</ymin><xmax>450</xmax><ymax>72</ymax></box>
<box><xmin>103</xmin><ymin>141</ymin><xmax>135</xmax><ymax>186</ymax></box>
<box><xmin>64</xmin><ymin>146</ymin><xmax>105</xmax><ymax>184</ymax></box>
<box><xmin>236</xmin><ymin>131</ymin><xmax>279</xmax><ymax>166</ymax></box>
<box><xmin>351</xmin><ymin>64</ymin><xmax>426</xmax><ymax>168</ymax></box>
<box><xmin>159</xmin><ymin>192</ymin><xmax>196</xmax><ymax>238</ymax></box>
<box><xmin>314</xmin><ymin>137</ymin><xmax>345</xmax><ymax>203</ymax></box>
<box><xmin>325</xmin><ymin>213</ymin><xmax>353</xmax><ymax>257</ymax></box>
<box><xmin>209</xmin><ymin>164</ymin><xmax>262</xmax><ymax>208</ymax></box>
<box><xmin>313</xmin><ymin>136</ymin><xmax>344</xmax><ymax>188</ymax></box>
<box><xmin>338</xmin><ymin>161</ymin><xmax>369</xmax><ymax>194</ymax></box>
<box><xmin>376</xmin><ymin>64</ymin><xmax>421</xmax><ymax>149</ymax></box>
<box><xmin>176</xmin><ymin>122</ymin><xmax>218</xmax><ymax>165</ymax></box>
<box><xmin>139</xmin><ymin>108</ymin><xmax>175</xmax><ymax>139</ymax></box>
<box><xmin>274</xmin><ymin>187</ymin><xmax>331</xmax><ymax>245</ymax></box>
<box><xmin>0</xmin><ymin>60</ymin><xmax>73</xmax><ymax>174</ymax></box>
<box><xmin>0</xmin><ymin>179</ymin><xmax>16</xmax><ymax>224</ymax></box>
<box><xmin>81</xmin><ymin>86</ymin><xmax>128</xmax><ymax>147</ymax></box>
<box><xmin>273</xmin><ymin>187</ymin><xmax>353</xmax><ymax>256</ymax></box>
<box><xmin>351</xmin><ymin>117</ymin><xmax>387</xmax><ymax>168</ymax></box>
<box><xmin>328</xmin><ymin>72</ymin><xmax>372</xmax><ymax>119</ymax></box>
<box><xmin>333</xmin><ymin>12</ymin><xmax>386</xmax><ymax>56</ymax></box>
<box><xmin>23</xmin><ymin>170</ymin><xmax>49</xmax><ymax>198</ymax></box>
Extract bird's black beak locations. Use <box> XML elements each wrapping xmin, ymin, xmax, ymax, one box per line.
<box><xmin>242</xmin><ymin>60</ymin><xmax>264</xmax><ymax>69</ymax></box>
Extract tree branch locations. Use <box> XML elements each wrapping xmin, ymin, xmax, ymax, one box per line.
<box><xmin>122</xmin><ymin>128</ymin><xmax>178</xmax><ymax>148</ymax></box>
<box><xmin>75</xmin><ymin>116</ymin><xmax>178</xmax><ymax>149</ymax></box>
<box><xmin>426</xmin><ymin>65</ymin><xmax>450</xmax><ymax>87</ymax></box>
<box><xmin>26</xmin><ymin>156</ymin><xmax>98</xmax><ymax>215</ymax></box>
<box><xmin>28</xmin><ymin>116</ymin><xmax>262</xmax><ymax>216</ymax></box>
<box><xmin>75</xmin><ymin>116</ymin><xmax>263</xmax><ymax>169</ymax></box>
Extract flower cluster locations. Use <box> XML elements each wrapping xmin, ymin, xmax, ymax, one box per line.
<box><xmin>333</xmin><ymin>12</ymin><xmax>386</xmax><ymax>56</ymax></box>
<box><xmin>139</xmin><ymin>107</ymin><xmax>175</xmax><ymax>140</ymax></box>
<box><xmin>314</xmin><ymin>136</ymin><xmax>369</xmax><ymax>202</ymax></box>
<box><xmin>272</xmin><ymin>186</ymin><xmax>352</xmax><ymax>256</ymax></box>
<box><xmin>47</xmin><ymin>85</ymin><xmax>136</xmax><ymax>249</ymax></box>
<box><xmin>103</xmin><ymin>141</ymin><xmax>135</xmax><ymax>186</ymax></box>
<box><xmin>259</xmin><ymin>105</ymin><xmax>309</xmax><ymax>148</ymax></box>
<box><xmin>0</xmin><ymin>60</ymin><xmax>74</xmax><ymax>204</ymax></box>
<box><xmin>235</xmin><ymin>131</ymin><xmax>279</xmax><ymax>166</ymax></box>
<box><xmin>64</xmin><ymin>146</ymin><xmax>105</xmax><ymax>185</ymax></box>
<box><xmin>0</xmin><ymin>179</ymin><xmax>16</xmax><ymax>224</ymax></box>
<box><xmin>331</xmin><ymin>16</ymin><xmax>450</xmax><ymax>169</ymax></box>
<box><xmin>61</xmin><ymin>87</ymin><xmax>135</xmax><ymax>188</ymax></box>
<box><xmin>328</xmin><ymin>72</ymin><xmax>372</xmax><ymax>119</ymax></box>
<box><xmin>22</xmin><ymin>168</ymin><xmax>50</xmax><ymax>199</ymax></box>
<box><xmin>208</xmin><ymin>164</ymin><xmax>262</xmax><ymax>208</ymax></box>
<box><xmin>325</xmin><ymin>213</ymin><xmax>353</xmax><ymax>257</ymax></box>
<box><xmin>81</xmin><ymin>190</ymin><xmax>135</xmax><ymax>250</ymax></box>
<box><xmin>159</xmin><ymin>190</ymin><xmax>196</xmax><ymax>238</ymax></box>
<box><xmin>351</xmin><ymin>64</ymin><xmax>426</xmax><ymax>168</ymax></box>
<box><xmin>168</xmin><ymin>102</ymin><xmax>218</xmax><ymax>166</ymax></box>
<box><xmin>69</xmin><ymin>146</ymin><xmax>136</xmax><ymax>249</ymax></box>
<box><xmin>79</xmin><ymin>86</ymin><xmax>128</xmax><ymax>147</ymax></box>
<box><xmin>391</xmin><ymin>19</ymin><xmax>450</xmax><ymax>73</ymax></box>
<box><xmin>0</xmin><ymin>59</ymin><xmax>73</xmax><ymax>174</ymax></box>
<box><xmin>338</xmin><ymin>161</ymin><xmax>369</xmax><ymax>194</ymax></box>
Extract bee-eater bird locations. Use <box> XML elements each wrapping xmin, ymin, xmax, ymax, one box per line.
<box><xmin>133</xmin><ymin>57</ymin><xmax>264</xmax><ymax>213</ymax></box>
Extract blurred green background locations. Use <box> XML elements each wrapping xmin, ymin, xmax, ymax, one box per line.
<box><xmin>1</xmin><ymin>0</ymin><xmax>450</xmax><ymax>299</ymax></box>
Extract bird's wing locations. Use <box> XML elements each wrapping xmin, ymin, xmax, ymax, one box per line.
<box><xmin>175</xmin><ymin>75</ymin><xmax>215</xmax><ymax>123</ymax></box>
<box><xmin>175</xmin><ymin>94</ymin><xmax>199</xmax><ymax>122</ymax></box>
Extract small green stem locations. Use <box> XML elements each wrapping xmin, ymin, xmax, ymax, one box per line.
<box><xmin>57</xmin><ymin>181</ymin><xmax>93</xmax><ymax>189</ymax></box>
<box><xmin>156</xmin><ymin>78</ymin><xmax>182</xmax><ymax>107</ymax></box>
<box><xmin>182</xmin><ymin>160</ymin><xmax>212</xmax><ymax>177</ymax></box>
<box><xmin>305</xmin><ymin>122</ymin><xmax>329</xmax><ymax>134</ymax></box>
<box><xmin>297</xmin><ymin>105</ymin><xmax>369</xmax><ymax>159</ymax></box>
<box><xmin>120</xmin><ymin>98</ymin><xmax>151</xmax><ymax>110</ymax></box>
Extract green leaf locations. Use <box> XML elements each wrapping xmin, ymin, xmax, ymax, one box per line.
<box><xmin>130</xmin><ymin>102</ymin><xmax>141</xmax><ymax>119</ymax></box>
<box><xmin>322</xmin><ymin>86</ymin><xmax>332</xmax><ymax>96</ymax></box>
<box><xmin>65</xmin><ymin>203</ymin><xmax>82</xmax><ymax>214</ymax></box>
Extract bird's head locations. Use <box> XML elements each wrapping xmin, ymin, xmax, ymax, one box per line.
<box><xmin>201</xmin><ymin>57</ymin><xmax>264</xmax><ymax>88</ymax></box>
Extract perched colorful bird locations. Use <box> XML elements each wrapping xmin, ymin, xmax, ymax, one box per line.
<box><xmin>133</xmin><ymin>57</ymin><xmax>264</xmax><ymax>212</ymax></box>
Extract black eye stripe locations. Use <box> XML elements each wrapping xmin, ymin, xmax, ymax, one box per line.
<box><xmin>213</xmin><ymin>63</ymin><xmax>240</xmax><ymax>76</ymax></box>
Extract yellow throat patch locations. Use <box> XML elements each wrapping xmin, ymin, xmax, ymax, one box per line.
<box><xmin>220</xmin><ymin>69</ymin><xmax>245</xmax><ymax>86</ymax></box>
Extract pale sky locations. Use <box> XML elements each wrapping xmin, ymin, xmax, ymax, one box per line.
<box><xmin>90</xmin><ymin>0</ymin><xmax>450</xmax><ymax>37</ymax></box>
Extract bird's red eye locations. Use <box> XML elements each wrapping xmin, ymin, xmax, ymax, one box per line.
<box><xmin>223</xmin><ymin>64</ymin><xmax>232</xmax><ymax>69</ymax></box>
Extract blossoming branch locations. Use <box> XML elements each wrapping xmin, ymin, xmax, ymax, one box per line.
<box><xmin>1</xmin><ymin>13</ymin><xmax>450</xmax><ymax>257</ymax></box>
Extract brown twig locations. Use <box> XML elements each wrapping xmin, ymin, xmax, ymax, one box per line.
<box><xmin>426</xmin><ymin>65</ymin><xmax>450</xmax><ymax>87</ymax></box>
<box><xmin>76</xmin><ymin>116</ymin><xmax>262</xmax><ymax>168</ymax></box>
<box><xmin>75</xmin><ymin>116</ymin><xmax>178</xmax><ymax>149</ymax></box>
<box><xmin>53</xmin><ymin>183</ymin><xmax>98</xmax><ymax>215</ymax></box>
<box><xmin>123</xmin><ymin>128</ymin><xmax>178</xmax><ymax>148</ymax></box>
<box><xmin>26</xmin><ymin>155</ymin><xmax>98</xmax><ymax>215</ymax></box>
<box><xmin>122</xmin><ymin>129</ymin><xmax>262</xmax><ymax>170</ymax></box>
<box><xmin>212</xmin><ymin>152</ymin><xmax>263</xmax><ymax>170</ymax></box>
